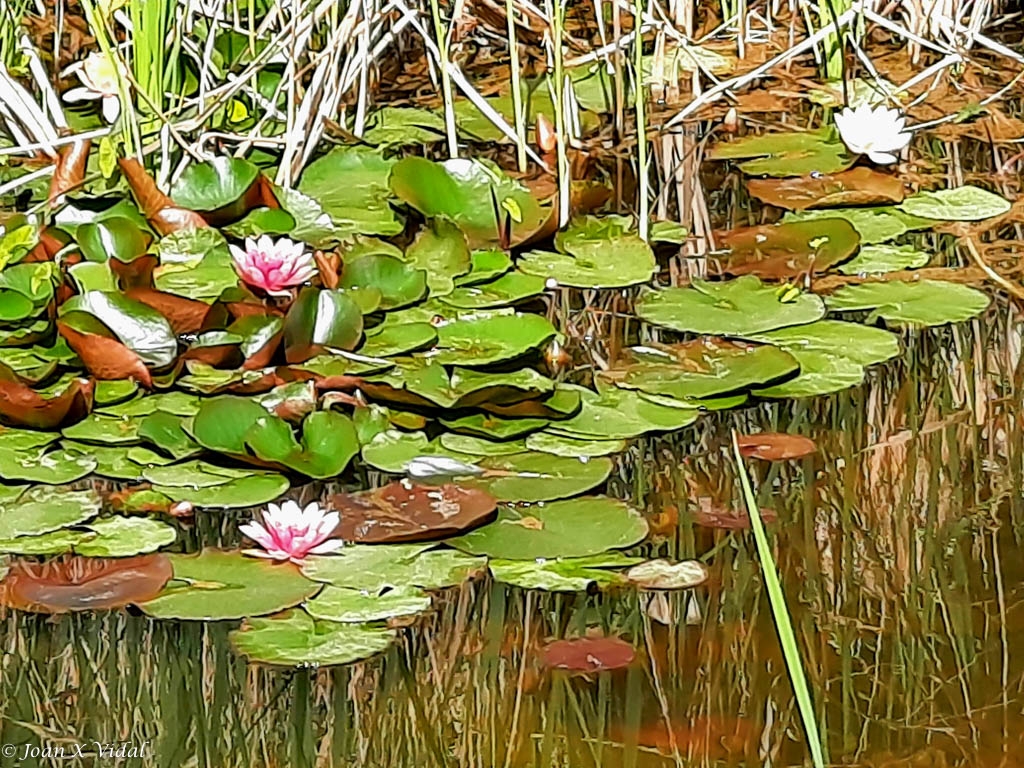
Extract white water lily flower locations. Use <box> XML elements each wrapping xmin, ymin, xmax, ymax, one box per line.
<box><xmin>834</xmin><ymin>103</ymin><xmax>911</xmax><ymax>165</ymax></box>
<box><xmin>240</xmin><ymin>500</ymin><xmax>343</xmax><ymax>564</ymax></box>
<box><xmin>64</xmin><ymin>51</ymin><xmax>123</xmax><ymax>124</ymax></box>
<box><xmin>404</xmin><ymin>456</ymin><xmax>485</xmax><ymax>482</ymax></box>
<box><xmin>229</xmin><ymin>235</ymin><xmax>317</xmax><ymax>296</ymax></box>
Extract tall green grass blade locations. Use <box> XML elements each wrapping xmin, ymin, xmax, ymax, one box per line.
<box><xmin>731</xmin><ymin>430</ymin><xmax>827</xmax><ymax>768</ymax></box>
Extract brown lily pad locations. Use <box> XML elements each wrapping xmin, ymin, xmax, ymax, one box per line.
<box><xmin>736</xmin><ymin>432</ymin><xmax>816</xmax><ymax>460</ymax></box>
<box><xmin>118</xmin><ymin>158</ymin><xmax>208</xmax><ymax>235</ymax></box>
<box><xmin>57</xmin><ymin>320</ymin><xmax>153</xmax><ymax>386</ymax></box>
<box><xmin>48</xmin><ymin>139</ymin><xmax>91</xmax><ymax>202</ymax></box>
<box><xmin>711</xmin><ymin>218</ymin><xmax>859</xmax><ymax>279</ymax></box>
<box><xmin>0</xmin><ymin>554</ymin><xmax>173</xmax><ymax>613</ymax></box>
<box><xmin>0</xmin><ymin>367</ymin><xmax>94</xmax><ymax>429</ymax></box>
<box><xmin>541</xmin><ymin>636</ymin><xmax>636</xmax><ymax>672</ymax></box>
<box><xmin>125</xmin><ymin>288</ymin><xmax>216</xmax><ymax>335</ymax></box>
<box><xmin>330</xmin><ymin>481</ymin><xmax>498</xmax><ymax>543</ymax></box>
<box><xmin>691</xmin><ymin>497</ymin><xmax>778</xmax><ymax>530</ymax></box>
<box><xmin>747</xmin><ymin>168</ymin><xmax>906</xmax><ymax>211</ymax></box>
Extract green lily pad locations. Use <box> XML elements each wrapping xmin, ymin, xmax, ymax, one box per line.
<box><xmin>525</xmin><ymin>432</ymin><xmax>627</xmax><ymax>457</ymax></box>
<box><xmin>0</xmin><ymin>486</ymin><xmax>100</xmax><ymax>539</ymax></box>
<box><xmin>363</xmin><ymin>106</ymin><xmax>446</xmax><ymax>147</ymax></box>
<box><xmin>636</xmin><ymin>276</ymin><xmax>825</xmax><ymax>336</ymax></box>
<box><xmin>390</xmin><ymin>157</ymin><xmax>548</xmax><ymax>247</ymax></box>
<box><xmin>427</xmin><ymin>313</ymin><xmax>556</xmax><ymax>366</ymax></box>
<box><xmin>826</xmin><ymin>280</ymin><xmax>991</xmax><ymax>326</ymax></box>
<box><xmin>304</xmin><ymin>585</ymin><xmax>432</xmax><ymax>622</ymax></box>
<box><xmin>230</xmin><ymin>609</ymin><xmax>395</xmax><ymax>666</ymax></box>
<box><xmin>340</xmin><ymin>253</ymin><xmax>427</xmax><ymax>310</ymax></box>
<box><xmin>221</xmin><ymin>207</ymin><xmax>296</xmax><ymax>239</ymax></box>
<box><xmin>455</xmin><ymin>249</ymin><xmax>512</xmax><ymax>286</ymax></box>
<box><xmin>61</xmin><ymin>442</ymin><xmax>173</xmax><ymax>481</ymax></box>
<box><xmin>360</xmin><ymin>430</ymin><xmax>477</xmax><ymax>473</ymax></box>
<box><xmin>76</xmin><ymin>216</ymin><xmax>150</xmax><ymax>263</ymax></box>
<box><xmin>274</xmin><ymin>186</ymin><xmax>344</xmax><ymax>247</ymax></box>
<box><xmin>549</xmin><ymin>384</ymin><xmax>700</xmax><ymax>439</ymax></box>
<box><xmin>782</xmin><ymin>207</ymin><xmax>933</xmax><ymax>244</ymax></box>
<box><xmin>708</xmin><ymin>129</ymin><xmax>853</xmax><ymax>176</ymax></box>
<box><xmin>360</xmin><ymin>323</ymin><xmax>437</xmax><ymax>357</ymax></box>
<box><xmin>93</xmin><ymin>379</ymin><xmax>139</xmax><ymax>405</ymax></box>
<box><xmin>145</xmin><ymin>462</ymin><xmax>290</xmax><ymax>509</ymax></box>
<box><xmin>440</xmin><ymin>412</ymin><xmax>549</xmax><ymax>440</ymax></box>
<box><xmin>61</xmin><ymin>413</ymin><xmax>142</xmax><ymax>444</ymax></box>
<box><xmin>140</xmin><ymin>549</ymin><xmax>322</xmax><ymax>620</ymax></box>
<box><xmin>301</xmin><ymin>544</ymin><xmax>486</xmax><ymax>591</ymax></box>
<box><xmin>447</xmin><ymin>496</ymin><xmax>648</xmax><ymax>559</ymax></box>
<box><xmin>606</xmin><ymin>339</ymin><xmax>799</xmax><ymax>400</ymax></box>
<box><xmin>0</xmin><ymin>515</ymin><xmax>176</xmax><ymax>557</ymax></box>
<box><xmin>753</xmin><ymin>348</ymin><xmax>867</xmax><ymax>398</ymax></box>
<box><xmin>713</xmin><ymin>218</ymin><xmax>859</xmax><ymax>278</ymax></box>
<box><xmin>0</xmin><ymin>427</ymin><xmax>58</xmax><ymax>451</ymax></box>
<box><xmin>98</xmin><ymin>391</ymin><xmax>202</xmax><ymax>417</ymax></box>
<box><xmin>405</xmin><ymin>219</ymin><xmax>472</xmax><ymax>296</ymax></box>
<box><xmin>489</xmin><ymin>552</ymin><xmax>642</xmax><ymax>591</ymax></box>
<box><xmin>838</xmin><ymin>244</ymin><xmax>930</xmax><ymax>275</ymax></box>
<box><xmin>439</xmin><ymin>433</ymin><xmax>529</xmax><ymax>456</ymax></box>
<box><xmin>519</xmin><ymin>216</ymin><xmax>656</xmax><ymax>288</ymax></box>
<box><xmin>153</xmin><ymin>228</ymin><xmax>240</xmax><ymax>301</ymax></box>
<box><xmin>0</xmin><ymin>446</ymin><xmax>97</xmax><ymax>484</ymax></box>
<box><xmin>59</xmin><ymin>291</ymin><xmax>177</xmax><ymax>368</ymax></box>
<box><xmin>440</xmin><ymin>270</ymin><xmax>546</xmax><ymax>309</ymax></box>
<box><xmin>743</xmin><ymin>319</ymin><xmax>900</xmax><ymax>366</ymax></box>
<box><xmin>297</xmin><ymin>146</ymin><xmax>401</xmax><ymax>236</ymax></box>
<box><xmin>283</xmin><ymin>286</ymin><xmax>364</xmax><ymax>362</ymax></box>
<box><xmin>463</xmin><ymin>452</ymin><xmax>613</xmax><ymax>502</ymax></box>
<box><xmin>898</xmin><ymin>185</ymin><xmax>1010</xmax><ymax>221</ymax></box>
<box><xmin>171</xmin><ymin>156</ymin><xmax>261</xmax><ymax>218</ymax></box>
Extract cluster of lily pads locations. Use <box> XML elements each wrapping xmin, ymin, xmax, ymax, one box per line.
<box><xmin>0</xmin><ymin>107</ymin><xmax>1007</xmax><ymax>666</ymax></box>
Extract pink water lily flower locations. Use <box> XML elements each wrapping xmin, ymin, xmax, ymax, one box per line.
<box><xmin>229</xmin><ymin>235</ymin><xmax>318</xmax><ymax>296</ymax></box>
<box><xmin>240</xmin><ymin>500</ymin><xmax>343</xmax><ymax>564</ymax></box>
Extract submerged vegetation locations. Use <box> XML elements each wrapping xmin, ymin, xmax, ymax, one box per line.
<box><xmin>1</xmin><ymin>0</ymin><xmax>1024</xmax><ymax>764</ymax></box>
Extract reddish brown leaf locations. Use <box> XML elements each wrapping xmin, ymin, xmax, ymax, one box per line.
<box><xmin>0</xmin><ymin>555</ymin><xmax>173</xmax><ymax>613</ymax></box>
<box><xmin>711</xmin><ymin>218</ymin><xmax>859</xmax><ymax>279</ymax></box>
<box><xmin>747</xmin><ymin>168</ymin><xmax>906</xmax><ymax>210</ymax></box>
<box><xmin>118</xmin><ymin>158</ymin><xmax>208</xmax><ymax>235</ymax></box>
<box><xmin>125</xmin><ymin>287</ymin><xmax>210</xmax><ymax>335</ymax></box>
<box><xmin>314</xmin><ymin>250</ymin><xmax>340</xmax><ymax>290</ymax></box>
<box><xmin>242</xmin><ymin>330</ymin><xmax>282</xmax><ymax>370</ymax></box>
<box><xmin>0</xmin><ymin>369</ymin><xmax>93</xmax><ymax>429</ymax></box>
<box><xmin>109</xmin><ymin>254</ymin><xmax>157</xmax><ymax>290</ymax></box>
<box><xmin>25</xmin><ymin>226</ymin><xmax>67</xmax><ymax>262</ymax></box>
<box><xmin>541</xmin><ymin>636</ymin><xmax>636</xmax><ymax>672</ymax></box>
<box><xmin>183</xmin><ymin>343</ymin><xmax>241</xmax><ymax>369</ymax></box>
<box><xmin>48</xmin><ymin>139</ymin><xmax>91</xmax><ymax>203</ymax></box>
<box><xmin>736</xmin><ymin>432</ymin><xmax>816</xmax><ymax>460</ymax></box>
<box><xmin>330</xmin><ymin>481</ymin><xmax>498</xmax><ymax>543</ymax></box>
<box><xmin>255</xmin><ymin>174</ymin><xmax>281</xmax><ymax>209</ymax></box>
<box><xmin>691</xmin><ymin>497</ymin><xmax>778</xmax><ymax>530</ymax></box>
<box><xmin>57</xmin><ymin>320</ymin><xmax>153</xmax><ymax>387</ymax></box>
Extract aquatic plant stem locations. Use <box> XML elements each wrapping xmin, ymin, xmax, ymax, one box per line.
<box><xmin>428</xmin><ymin>0</ymin><xmax>459</xmax><ymax>158</ymax></box>
<box><xmin>505</xmin><ymin>0</ymin><xmax>527</xmax><ymax>172</ymax></box>
<box><xmin>633</xmin><ymin>0</ymin><xmax>648</xmax><ymax>240</ymax></box>
<box><xmin>547</xmin><ymin>0</ymin><xmax>570</xmax><ymax>227</ymax></box>
<box><xmin>731</xmin><ymin>431</ymin><xmax>827</xmax><ymax>768</ymax></box>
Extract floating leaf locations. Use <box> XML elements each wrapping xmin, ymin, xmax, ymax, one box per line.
<box><xmin>405</xmin><ymin>219</ymin><xmax>471</xmax><ymax>296</ymax></box>
<box><xmin>140</xmin><ymin>549</ymin><xmax>321</xmax><ymax>620</ymax></box>
<box><xmin>604</xmin><ymin>340</ymin><xmax>799</xmax><ymax>400</ymax></box>
<box><xmin>339</xmin><ymin>253</ymin><xmax>427</xmax><ymax>310</ymax></box>
<box><xmin>712</xmin><ymin>219</ymin><xmax>859</xmax><ymax>278</ymax></box>
<box><xmin>298</xmin><ymin>147</ymin><xmax>401</xmax><ymax>236</ymax></box>
<box><xmin>455</xmin><ymin>249</ymin><xmax>512</xmax><ymax>286</ymax></box>
<box><xmin>0</xmin><ymin>486</ymin><xmax>100</xmax><ymax>539</ymax></box>
<box><xmin>541</xmin><ymin>637</ymin><xmax>636</xmax><ymax>672</ymax></box>
<box><xmin>524</xmin><ymin>432</ymin><xmax>626</xmax><ymax>457</ymax></box>
<box><xmin>283</xmin><ymin>286</ymin><xmax>364</xmax><ymax>362</ymax></box>
<box><xmin>782</xmin><ymin>207</ymin><xmax>933</xmax><ymax>244</ymax></box>
<box><xmin>77</xmin><ymin>215</ymin><xmax>151</xmax><ymax>263</ymax></box>
<box><xmin>171</xmin><ymin>156</ymin><xmax>262</xmax><ymax>225</ymax></box>
<box><xmin>441</xmin><ymin>411</ymin><xmax>549</xmax><ymax>440</ymax></box>
<box><xmin>0</xmin><ymin>554</ymin><xmax>173</xmax><ymax>613</ymax></box>
<box><xmin>898</xmin><ymin>185</ymin><xmax>1010</xmax><ymax>221</ymax></box>
<box><xmin>708</xmin><ymin>130</ymin><xmax>853</xmax><ymax>176</ymax></box>
<box><xmin>390</xmin><ymin>157</ymin><xmax>548</xmax><ymax>247</ymax></box>
<box><xmin>743</xmin><ymin>319</ymin><xmax>900</xmax><ymax>366</ymax></box>
<box><xmin>753</xmin><ymin>348</ymin><xmax>866</xmax><ymax>398</ymax></box>
<box><xmin>428</xmin><ymin>313</ymin><xmax>556</xmax><ymax>366</ymax></box>
<box><xmin>489</xmin><ymin>552</ymin><xmax>642</xmax><ymax>591</ymax></box>
<box><xmin>736</xmin><ymin>432</ymin><xmax>816</xmax><ymax>460</ymax></box>
<box><xmin>60</xmin><ymin>291</ymin><xmax>178</xmax><ymax>369</ymax></box>
<box><xmin>329</xmin><ymin>481</ymin><xmax>497</xmax><ymax>543</ymax></box>
<box><xmin>0</xmin><ymin>368</ymin><xmax>93</xmax><ymax>429</ymax></box>
<box><xmin>636</xmin><ymin>276</ymin><xmax>825</xmax><ymax>335</ymax></box>
<box><xmin>301</xmin><ymin>544</ymin><xmax>486</xmax><ymax>591</ymax></box>
<box><xmin>446</xmin><ymin>496</ymin><xmax>647</xmax><ymax>559</ymax></box>
<box><xmin>625</xmin><ymin>559</ymin><xmax>709</xmax><ymax>590</ymax></box>
<box><xmin>440</xmin><ymin>270</ymin><xmax>546</xmax><ymax>309</ymax></box>
<box><xmin>826</xmin><ymin>280</ymin><xmax>990</xmax><ymax>326</ymax></box>
<box><xmin>837</xmin><ymin>244</ymin><xmax>929</xmax><ymax>275</ymax></box>
<box><xmin>0</xmin><ymin>445</ymin><xmax>96</xmax><ymax>484</ymax></box>
<box><xmin>0</xmin><ymin>516</ymin><xmax>176</xmax><ymax>557</ymax></box>
<box><xmin>550</xmin><ymin>384</ymin><xmax>700</xmax><ymax>439</ymax></box>
<box><xmin>463</xmin><ymin>453</ymin><xmax>613</xmax><ymax>502</ymax></box>
<box><xmin>519</xmin><ymin>216</ymin><xmax>656</xmax><ymax>288</ymax></box>
<box><xmin>153</xmin><ymin>228</ymin><xmax>240</xmax><ymax>300</ymax></box>
<box><xmin>230</xmin><ymin>609</ymin><xmax>395</xmax><ymax>666</ymax></box>
<box><xmin>305</xmin><ymin>585</ymin><xmax>432</xmax><ymax>622</ymax></box>
<box><xmin>360</xmin><ymin>323</ymin><xmax>436</xmax><ymax>357</ymax></box>
<box><xmin>363</xmin><ymin>106</ymin><xmax>446</xmax><ymax>146</ymax></box>
<box><xmin>145</xmin><ymin>462</ymin><xmax>290</xmax><ymax>509</ymax></box>
<box><xmin>746</xmin><ymin>168</ymin><xmax>905</xmax><ymax>210</ymax></box>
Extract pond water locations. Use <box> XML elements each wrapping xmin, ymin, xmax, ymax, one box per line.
<box><xmin>1</xmin><ymin>312</ymin><xmax>1022</xmax><ymax>768</ymax></box>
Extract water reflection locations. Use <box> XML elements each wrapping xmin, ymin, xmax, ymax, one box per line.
<box><xmin>1</xmin><ymin>321</ymin><xmax>1023</xmax><ymax>767</ymax></box>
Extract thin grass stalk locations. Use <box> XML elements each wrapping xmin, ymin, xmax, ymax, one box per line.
<box><xmin>505</xmin><ymin>0</ymin><xmax>527</xmax><ymax>172</ymax></box>
<box><xmin>79</xmin><ymin>0</ymin><xmax>138</xmax><ymax>157</ymax></box>
<box><xmin>547</xmin><ymin>0</ymin><xmax>570</xmax><ymax>227</ymax></box>
<box><xmin>731</xmin><ymin>431</ymin><xmax>827</xmax><ymax>768</ymax></box>
<box><xmin>428</xmin><ymin>0</ymin><xmax>459</xmax><ymax>158</ymax></box>
<box><xmin>633</xmin><ymin>0</ymin><xmax>648</xmax><ymax>240</ymax></box>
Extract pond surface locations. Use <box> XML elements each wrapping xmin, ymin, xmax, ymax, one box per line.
<box><xmin>1</xmin><ymin>314</ymin><xmax>1022</xmax><ymax>768</ymax></box>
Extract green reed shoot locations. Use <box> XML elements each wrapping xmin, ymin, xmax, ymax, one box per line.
<box><xmin>428</xmin><ymin>0</ymin><xmax>459</xmax><ymax>158</ymax></box>
<box><xmin>504</xmin><ymin>0</ymin><xmax>527</xmax><ymax>172</ymax></box>
<box><xmin>731</xmin><ymin>431</ymin><xmax>826</xmax><ymax>768</ymax></box>
<box><xmin>633</xmin><ymin>0</ymin><xmax>648</xmax><ymax>240</ymax></box>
